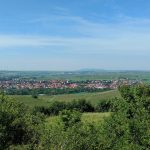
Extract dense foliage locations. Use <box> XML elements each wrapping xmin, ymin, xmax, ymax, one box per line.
<box><xmin>0</xmin><ymin>93</ymin><xmax>45</xmax><ymax>149</ymax></box>
<box><xmin>33</xmin><ymin>99</ymin><xmax>95</xmax><ymax>116</ymax></box>
<box><xmin>95</xmin><ymin>99</ymin><xmax>112</xmax><ymax>112</ymax></box>
<box><xmin>6</xmin><ymin>87</ymin><xmax>111</xmax><ymax>95</ymax></box>
<box><xmin>99</xmin><ymin>84</ymin><xmax>150</xmax><ymax>149</ymax></box>
<box><xmin>0</xmin><ymin>84</ymin><xmax>150</xmax><ymax>149</ymax></box>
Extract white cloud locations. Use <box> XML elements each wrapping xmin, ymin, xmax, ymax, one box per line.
<box><xmin>0</xmin><ymin>35</ymin><xmax>66</xmax><ymax>47</ymax></box>
<box><xmin>0</xmin><ymin>33</ymin><xmax>150</xmax><ymax>55</ymax></box>
<box><xmin>1</xmin><ymin>13</ymin><xmax>150</xmax><ymax>54</ymax></box>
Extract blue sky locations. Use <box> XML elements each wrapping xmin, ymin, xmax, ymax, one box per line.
<box><xmin>0</xmin><ymin>0</ymin><xmax>150</xmax><ymax>71</ymax></box>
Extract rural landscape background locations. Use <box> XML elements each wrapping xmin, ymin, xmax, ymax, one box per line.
<box><xmin>1</xmin><ymin>0</ymin><xmax>150</xmax><ymax>150</ymax></box>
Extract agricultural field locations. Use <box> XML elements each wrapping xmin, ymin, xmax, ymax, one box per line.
<box><xmin>1</xmin><ymin>70</ymin><xmax>150</xmax><ymax>82</ymax></box>
<box><xmin>9</xmin><ymin>90</ymin><xmax>120</xmax><ymax>107</ymax></box>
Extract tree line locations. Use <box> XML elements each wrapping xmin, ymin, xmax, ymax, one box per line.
<box><xmin>6</xmin><ymin>87</ymin><xmax>111</xmax><ymax>95</ymax></box>
<box><xmin>33</xmin><ymin>99</ymin><xmax>112</xmax><ymax>116</ymax></box>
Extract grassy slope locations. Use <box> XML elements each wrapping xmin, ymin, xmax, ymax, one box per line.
<box><xmin>10</xmin><ymin>90</ymin><xmax>120</xmax><ymax>107</ymax></box>
<box><xmin>9</xmin><ymin>90</ymin><xmax>114</xmax><ymax>132</ymax></box>
<box><xmin>46</xmin><ymin>112</ymin><xmax>111</xmax><ymax>126</ymax></box>
<box><xmin>82</xmin><ymin>112</ymin><xmax>111</xmax><ymax>124</ymax></box>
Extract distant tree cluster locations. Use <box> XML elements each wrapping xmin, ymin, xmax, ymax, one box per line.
<box><xmin>5</xmin><ymin>87</ymin><xmax>111</xmax><ymax>95</ymax></box>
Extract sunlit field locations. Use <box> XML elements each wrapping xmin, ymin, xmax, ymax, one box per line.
<box><xmin>10</xmin><ymin>90</ymin><xmax>120</xmax><ymax>107</ymax></box>
<box><xmin>45</xmin><ymin>112</ymin><xmax>111</xmax><ymax>127</ymax></box>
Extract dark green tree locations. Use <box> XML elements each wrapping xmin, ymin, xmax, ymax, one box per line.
<box><xmin>100</xmin><ymin>84</ymin><xmax>150</xmax><ymax>150</ymax></box>
<box><xmin>59</xmin><ymin>109</ymin><xmax>81</xmax><ymax>129</ymax></box>
<box><xmin>0</xmin><ymin>94</ymin><xmax>45</xmax><ymax>149</ymax></box>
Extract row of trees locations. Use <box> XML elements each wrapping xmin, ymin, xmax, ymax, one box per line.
<box><xmin>6</xmin><ymin>87</ymin><xmax>111</xmax><ymax>95</ymax></box>
<box><xmin>33</xmin><ymin>99</ymin><xmax>112</xmax><ymax>116</ymax></box>
<box><xmin>0</xmin><ymin>84</ymin><xmax>150</xmax><ymax>149</ymax></box>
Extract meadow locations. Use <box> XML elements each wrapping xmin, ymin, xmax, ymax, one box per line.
<box><xmin>10</xmin><ymin>90</ymin><xmax>120</xmax><ymax>107</ymax></box>
<box><xmin>9</xmin><ymin>90</ymin><xmax>116</xmax><ymax>126</ymax></box>
<box><xmin>46</xmin><ymin>112</ymin><xmax>111</xmax><ymax>127</ymax></box>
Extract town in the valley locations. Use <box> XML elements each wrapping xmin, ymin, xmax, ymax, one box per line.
<box><xmin>0</xmin><ymin>78</ymin><xmax>140</xmax><ymax>90</ymax></box>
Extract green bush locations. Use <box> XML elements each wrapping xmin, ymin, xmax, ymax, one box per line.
<box><xmin>33</xmin><ymin>101</ymin><xmax>67</xmax><ymax>116</ymax></box>
<box><xmin>68</xmin><ymin>99</ymin><xmax>95</xmax><ymax>112</ymax></box>
<box><xmin>59</xmin><ymin>109</ymin><xmax>81</xmax><ymax>129</ymax></box>
<box><xmin>33</xmin><ymin>99</ymin><xmax>95</xmax><ymax>116</ymax></box>
<box><xmin>96</xmin><ymin>99</ymin><xmax>112</xmax><ymax>112</ymax></box>
<box><xmin>99</xmin><ymin>84</ymin><xmax>150</xmax><ymax>149</ymax></box>
<box><xmin>0</xmin><ymin>94</ymin><xmax>45</xmax><ymax>149</ymax></box>
<box><xmin>41</xmin><ymin>112</ymin><xmax>101</xmax><ymax>150</ymax></box>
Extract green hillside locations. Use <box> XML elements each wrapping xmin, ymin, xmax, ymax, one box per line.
<box><xmin>10</xmin><ymin>90</ymin><xmax>120</xmax><ymax>107</ymax></box>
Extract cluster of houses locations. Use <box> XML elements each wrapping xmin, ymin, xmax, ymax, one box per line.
<box><xmin>0</xmin><ymin>79</ymin><xmax>139</xmax><ymax>90</ymax></box>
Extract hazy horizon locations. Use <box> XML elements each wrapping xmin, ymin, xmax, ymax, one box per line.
<box><xmin>1</xmin><ymin>68</ymin><xmax>150</xmax><ymax>72</ymax></box>
<box><xmin>0</xmin><ymin>0</ymin><xmax>150</xmax><ymax>70</ymax></box>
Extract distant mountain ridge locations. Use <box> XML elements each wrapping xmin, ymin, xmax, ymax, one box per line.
<box><xmin>77</xmin><ymin>68</ymin><xmax>106</xmax><ymax>72</ymax></box>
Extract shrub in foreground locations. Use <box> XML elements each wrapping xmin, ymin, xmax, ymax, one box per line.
<box><xmin>41</xmin><ymin>110</ymin><xmax>101</xmax><ymax>150</ymax></box>
<box><xmin>0</xmin><ymin>94</ymin><xmax>45</xmax><ymax>149</ymax></box>
<box><xmin>99</xmin><ymin>84</ymin><xmax>150</xmax><ymax>149</ymax></box>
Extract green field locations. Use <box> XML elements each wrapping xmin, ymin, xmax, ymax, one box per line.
<box><xmin>81</xmin><ymin>112</ymin><xmax>111</xmax><ymax>124</ymax></box>
<box><xmin>1</xmin><ymin>71</ymin><xmax>150</xmax><ymax>82</ymax></box>
<box><xmin>10</xmin><ymin>91</ymin><xmax>116</xmax><ymax>128</ymax></box>
<box><xmin>46</xmin><ymin>112</ymin><xmax>111</xmax><ymax>127</ymax></box>
<box><xmin>10</xmin><ymin>90</ymin><xmax>120</xmax><ymax>107</ymax></box>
